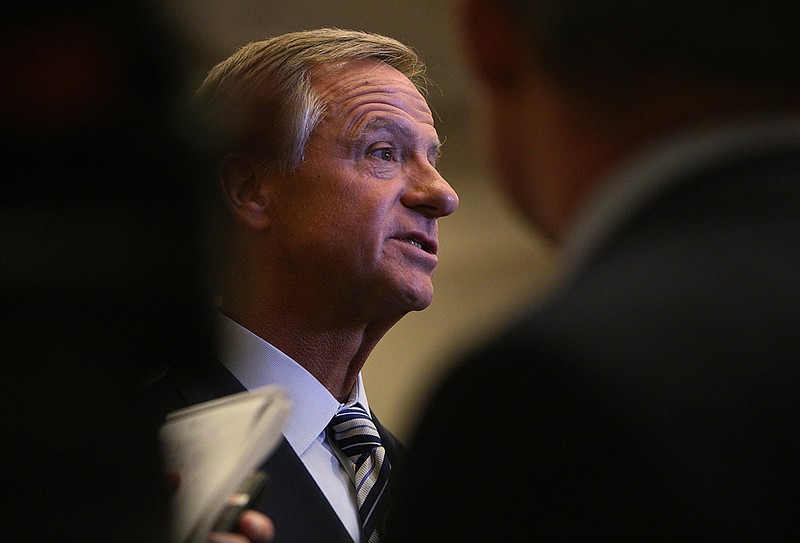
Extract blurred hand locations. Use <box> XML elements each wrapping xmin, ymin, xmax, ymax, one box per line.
<box><xmin>207</xmin><ymin>510</ymin><xmax>274</xmax><ymax>543</ymax></box>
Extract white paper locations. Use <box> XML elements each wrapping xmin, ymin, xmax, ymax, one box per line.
<box><xmin>158</xmin><ymin>385</ymin><xmax>291</xmax><ymax>543</ymax></box>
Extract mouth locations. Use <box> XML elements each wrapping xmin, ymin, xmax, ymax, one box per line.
<box><xmin>398</xmin><ymin>234</ymin><xmax>437</xmax><ymax>255</ymax></box>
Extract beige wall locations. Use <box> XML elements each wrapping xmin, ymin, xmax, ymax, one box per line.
<box><xmin>163</xmin><ymin>0</ymin><xmax>557</xmax><ymax>440</ymax></box>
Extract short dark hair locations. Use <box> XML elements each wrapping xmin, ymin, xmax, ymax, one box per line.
<box><xmin>500</xmin><ymin>0</ymin><xmax>800</xmax><ymax>99</ymax></box>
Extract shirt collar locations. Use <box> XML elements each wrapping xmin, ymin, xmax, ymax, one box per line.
<box><xmin>215</xmin><ymin>312</ymin><xmax>369</xmax><ymax>456</ymax></box>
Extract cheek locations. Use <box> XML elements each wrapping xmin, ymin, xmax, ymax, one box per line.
<box><xmin>485</xmin><ymin>97</ymin><xmax>552</xmax><ymax>232</ymax></box>
<box><xmin>336</xmin><ymin>169</ymin><xmax>398</xmax><ymax>221</ymax></box>
<box><xmin>291</xmin><ymin>162</ymin><xmax>400</xmax><ymax>256</ymax></box>
<box><xmin>364</xmin><ymin>160</ymin><xmax>402</xmax><ymax>180</ymax></box>
<box><xmin>323</xmin><ymin>189</ymin><xmax>393</xmax><ymax>251</ymax></box>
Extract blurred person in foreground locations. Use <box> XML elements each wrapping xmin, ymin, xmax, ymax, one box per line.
<box><xmin>387</xmin><ymin>0</ymin><xmax>800</xmax><ymax>540</ymax></box>
<box><xmin>0</xmin><ymin>1</ymin><xmax>270</xmax><ymax>542</ymax></box>
<box><xmin>138</xmin><ymin>28</ymin><xmax>458</xmax><ymax>543</ymax></box>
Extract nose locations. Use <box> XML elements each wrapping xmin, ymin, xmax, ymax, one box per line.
<box><xmin>402</xmin><ymin>167</ymin><xmax>459</xmax><ymax>219</ymax></box>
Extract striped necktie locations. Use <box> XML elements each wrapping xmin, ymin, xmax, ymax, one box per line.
<box><xmin>328</xmin><ymin>404</ymin><xmax>391</xmax><ymax>543</ymax></box>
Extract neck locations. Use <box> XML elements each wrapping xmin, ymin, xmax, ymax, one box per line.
<box><xmin>220</xmin><ymin>296</ymin><xmax>401</xmax><ymax>403</ymax></box>
<box><xmin>535</xmin><ymin>78</ymin><xmax>800</xmax><ymax>241</ymax></box>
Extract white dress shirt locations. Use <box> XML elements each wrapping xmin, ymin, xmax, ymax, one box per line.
<box><xmin>215</xmin><ymin>313</ymin><xmax>367</xmax><ymax>543</ymax></box>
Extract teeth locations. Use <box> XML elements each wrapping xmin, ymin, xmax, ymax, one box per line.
<box><xmin>405</xmin><ymin>238</ymin><xmax>423</xmax><ymax>249</ymax></box>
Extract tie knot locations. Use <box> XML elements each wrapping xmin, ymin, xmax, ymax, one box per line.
<box><xmin>329</xmin><ymin>404</ymin><xmax>382</xmax><ymax>465</ymax></box>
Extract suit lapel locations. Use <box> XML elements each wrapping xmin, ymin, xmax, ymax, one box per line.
<box><xmin>371</xmin><ymin>411</ymin><xmax>406</xmax><ymax>469</ymax></box>
<box><xmin>369</xmin><ymin>410</ymin><xmax>406</xmax><ymax>538</ymax></box>
<box><xmin>168</xmin><ymin>358</ymin><xmax>246</xmax><ymax>405</ymax></box>
<box><xmin>252</xmin><ymin>439</ymin><xmax>354</xmax><ymax>543</ymax></box>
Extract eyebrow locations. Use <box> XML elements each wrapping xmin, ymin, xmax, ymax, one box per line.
<box><xmin>353</xmin><ymin>118</ymin><xmax>442</xmax><ymax>153</ymax></box>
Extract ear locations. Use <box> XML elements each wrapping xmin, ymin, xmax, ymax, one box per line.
<box><xmin>218</xmin><ymin>153</ymin><xmax>272</xmax><ymax>231</ymax></box>
<box><xmin>458</xmin><ymin>0</ymin><xmax>530</xmax><ymax>89</ymax></box>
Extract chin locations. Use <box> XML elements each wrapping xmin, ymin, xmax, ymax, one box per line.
<box><xmin>408</xmin><ymin>296</ymin><xmax>433</xmax><ymax>312</ymax></box>
<box><xmin>395</xmin><ymin>281</ymin><xmax>434</xmax><ymax>313</ymax></box>
<box><xmin>372</xmin><ymin>271</ymin><xmax>435</xmax><ymax>315</ymax></box>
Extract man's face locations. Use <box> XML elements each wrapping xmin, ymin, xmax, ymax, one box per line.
<box><xmin>269</xmin><ymin>60</ymin><xmax>458</xmax><ymax>319</ymax></box>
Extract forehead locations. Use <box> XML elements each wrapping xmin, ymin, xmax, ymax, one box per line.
<box><xmin>312</xmin><ymin>59</ymin><xmax>436</xmax><ymax>142</ymax></box>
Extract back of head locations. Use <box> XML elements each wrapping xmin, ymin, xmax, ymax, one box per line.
<box><xmin>195</xmin><ymin>28</ymin><xmax>428</xmax><ymax>176</ymax></box>
<box><xmin>499</xmin><ymin>0</ymin><xmax>800</xmax><ymax>104</ymax></box>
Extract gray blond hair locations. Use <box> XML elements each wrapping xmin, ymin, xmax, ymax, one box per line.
<box><xmin>196</xmin><ymin>28</ymin><xmax>428</xmax><ymax>175</ymax></box>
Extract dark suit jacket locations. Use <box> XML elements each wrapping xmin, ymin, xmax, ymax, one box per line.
<box><xmin>387</xmin><ymin>146</ymin><xmax>800</xmax><ymax>541</ymax></box>
<box><xmin>138</xmin><ymin>359</ymin><xmax>406</xmax><ymax>543</ymax></box>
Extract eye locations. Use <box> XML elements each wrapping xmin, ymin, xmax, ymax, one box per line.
<box><xmin>368</xmin><ymin>145</ymin><xmax>398</xmax><ymax>162</ymax></box>
<box><xmin>429</xmin><ymin>147</ymin><xmax>442</xmax><ymax>168</ymax></box>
